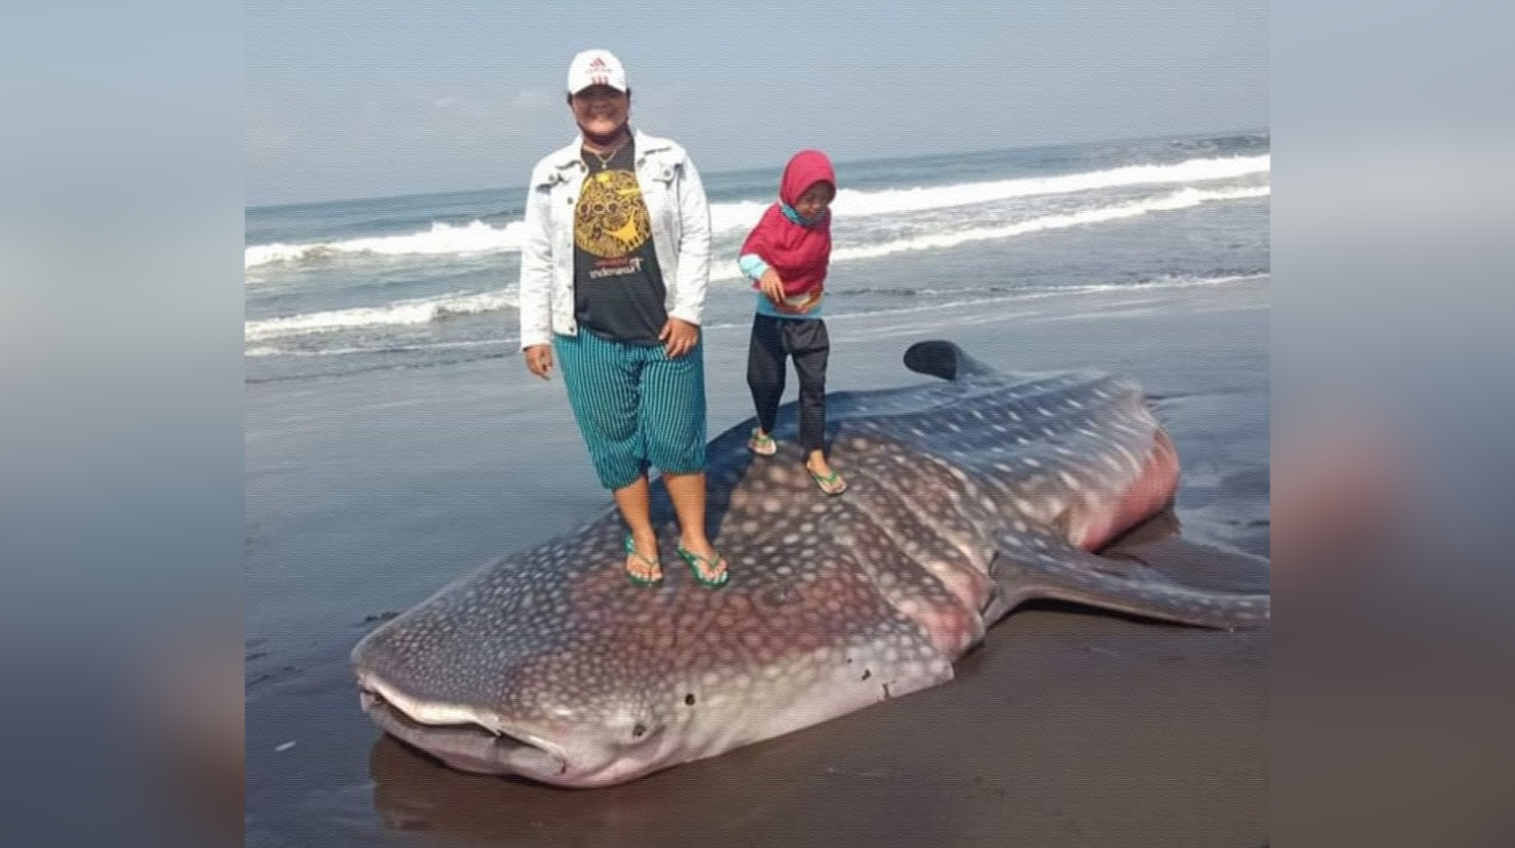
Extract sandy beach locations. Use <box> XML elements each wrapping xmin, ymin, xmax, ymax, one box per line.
<box><xmin>245</xmin><ymin>276</ymin><xmax>1269</xmax><ymax>847</ymax></box>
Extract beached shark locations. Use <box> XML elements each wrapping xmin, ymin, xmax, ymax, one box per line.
<box><xmin>352</xmin><ymin>340</ymin><xmax>1269</xmax><ymax>788</ymax></box>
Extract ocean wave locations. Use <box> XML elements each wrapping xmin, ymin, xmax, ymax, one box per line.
<box><xmin>827</xmin><ymin>154</ymin><xmax>1268</xmax><ymax>218</ymax></box>
<box><xmin>812</xmin><ymin>272</ymin><xmax>1264</xmax><ymax>300</ymax></box>
<box><xmin>1049</xmin><ymin>272</ymin><xmax>1267</xmax><ymax>297</ymax></box>
<box><xmin>245</xmin><ymin>273</ymin><xmax>1265</xmax><ymax>365</ymax></box>
<box><xmin>702</xmin><ymin>184</ymin><xmax>1269</xmax><ymax>281</ymax></box>
<box><xmin>244</xmin><ymin>289</ymin><xmax>518</xmax><ymax>342</ymax></box>
<box><xmin>246</xmin><ymin>154</ymin><xmax>1268</xmax><ymax>271</ymax></box>
<box><xmin>826</xmin><ymin>185</ymin><xmax>1270</xmax><ymax>262</ymax></box>
<box><xmin>245</xmin><ymin>338</ymin><xmax>501</xmax><ymax>358</ymax></box>
<box><xmin>245</xmin><ymin>219</ymin><xmax>528</xmax><ymax>270</ymax></box>
<box><xmin>716</xmin><ymin>273</ymin><xmax>1268</xmax><ymax>328</ymax></box>
<box><xmin>246</xmin><ymin>187</ymin><xmax>1267</xmax><ymax>342</ymax></box>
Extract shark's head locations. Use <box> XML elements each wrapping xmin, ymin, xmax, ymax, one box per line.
<box><xmin>350</xmin><ymin>533</ymin><xmax>695</xmax><ymax>787</ymax></box>
<box><xmin>350</xmin><ymin>516</ymin><xmax>956</xmax><ymax>788</ymax></box>
<box><xmin>354</xmin><ymin>657</ymin><xmax>667</xmax><ymax>787</ymax></box>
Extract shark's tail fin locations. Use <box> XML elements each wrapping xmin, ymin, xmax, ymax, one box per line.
<box><xmin>903</xmin><ymin>340</ymin><xmax>995</xmax><ymax>382</ymax></box>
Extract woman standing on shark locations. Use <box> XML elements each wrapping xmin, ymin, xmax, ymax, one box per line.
<box><xmin>517</xmin><ymin>49</ymin><xmax>727</xmax><ymax>589</ymax></box>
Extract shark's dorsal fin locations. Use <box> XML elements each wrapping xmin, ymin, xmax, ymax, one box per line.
<box><xmin>903</xmin><ymin>340</ymin><xmax>996</xmax><ymax>382</ymax></box>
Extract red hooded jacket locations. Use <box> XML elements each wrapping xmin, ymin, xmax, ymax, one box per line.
<box><xmin>740</xmin><ymin>150</ymin><xmax>835</xmax><ymax>298</ymax></box>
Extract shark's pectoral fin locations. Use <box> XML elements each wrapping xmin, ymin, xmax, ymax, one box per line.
<box><xmin>985</xmin><ymin>530</ymin><xmax>1270</xmax><ymax>630</ymax></box>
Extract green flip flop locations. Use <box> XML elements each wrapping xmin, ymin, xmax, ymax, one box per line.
<box><xmin>747</xmin><ymin>429</ymin><xmax>777</xmax><ymax>457</ymax></box>
<box><xmin>676</xmin><ymin>544</ymin><xmax>730</xmax><ymax>588</ymax></box>
<box><xmin>809</xmin><ymin>467</ymin><xmax>847</xmax><ymax>496</ymax></box>
<box><xmin>623</xmin><ymin>534</ymin><xmax>663</xmax><ymax>587</ymax></box>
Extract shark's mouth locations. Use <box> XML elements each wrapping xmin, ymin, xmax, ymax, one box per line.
<box><xmin>359</xmin><ymin>684</ymin><xmax>566</xmax><ymax>778</ymax></box>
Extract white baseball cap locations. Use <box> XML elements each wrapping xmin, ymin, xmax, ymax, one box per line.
<box><xmin>566</xmin><ymin>49</ymin><xmax>628</xmax><ymax>95</ymax></box>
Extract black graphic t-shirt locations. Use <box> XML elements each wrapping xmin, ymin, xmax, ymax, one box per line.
<box><xmin>572</xmin><ymin>140</ymin><xmax>668</xmax><ymax>344</ymax></box>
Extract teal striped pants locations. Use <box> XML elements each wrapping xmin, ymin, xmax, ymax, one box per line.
<box><xmin>553</xmin><ymin>330</ymin><xmax>708</xmax><ymax>491</ymax></box>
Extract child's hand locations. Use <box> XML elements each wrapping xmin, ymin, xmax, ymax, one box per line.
<box><xmin>775</xmin><ymin>288</ymin><xmax>822</xmax><ymax>314</ymax></box>
<box><xmin>759</xmin><ymin>269</ymin><xmax>786</xmax><ymax>305</ymax></box>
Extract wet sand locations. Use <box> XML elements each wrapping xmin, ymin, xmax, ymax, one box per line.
<box><xmin>246</xmin><ymin>277</ymin><xmax>1269</xmax><ymax>847</ymax></box>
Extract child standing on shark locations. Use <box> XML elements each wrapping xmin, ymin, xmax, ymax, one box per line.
<box><xmin>738</xmin><ymin>149</ymin><xmax>846</xmax><ymax>495</ymax></box>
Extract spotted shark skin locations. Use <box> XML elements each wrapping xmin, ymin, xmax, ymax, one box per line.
<box><xmin>352</xmin><ymin>340</ymin><xmax>1269</xmax><ymax>788</ymax></box>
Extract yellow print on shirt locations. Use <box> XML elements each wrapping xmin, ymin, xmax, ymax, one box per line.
<box><xmin>574</xmin><ymin>169</ymin><xmax>652</xmax><ymax>258</ymax></box>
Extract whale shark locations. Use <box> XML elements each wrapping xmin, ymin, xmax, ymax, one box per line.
<box><xmin>351</xmin><ymin>340</ymin><xmax>1269</xmax><ymax>788</ymax></box>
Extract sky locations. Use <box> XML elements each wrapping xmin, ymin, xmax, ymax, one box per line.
<box><xmin>245</xmin><ymin>0</ymin><xmax>1267</xmax><ymax>208</ymax></box>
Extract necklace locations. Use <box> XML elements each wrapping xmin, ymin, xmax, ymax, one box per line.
<box><xmin>583</xmin><ymin>136</ymin><xmax>629</xmax><ymax>170</ymax></box>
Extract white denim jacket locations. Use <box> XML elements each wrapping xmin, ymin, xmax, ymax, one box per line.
<box><xmin>517</xmin><ymin>130</ymin><xmax>711</xmax><ymax>349</ymax></box>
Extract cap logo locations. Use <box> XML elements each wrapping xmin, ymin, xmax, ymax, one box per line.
<box><xmin>569</xmin><ymin>50</ymin><xmax>625</xmax><ymax>92</ymax></box>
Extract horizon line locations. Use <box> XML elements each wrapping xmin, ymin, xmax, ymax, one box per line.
<box><xmin>246</xmin><ymin>126</ymin><xmax>1270</xmax><ymax>213</ymax></box>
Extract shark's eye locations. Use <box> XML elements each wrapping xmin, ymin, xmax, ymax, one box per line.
<box><xmin>684</xmin><ymin>693</ymin><xmax>696</xmax><ymax>706</ymax></box>
<box><xmin>632</xmin><ymin>723</ymin><xmax>646</xmax><ymax>738</ymax></box>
